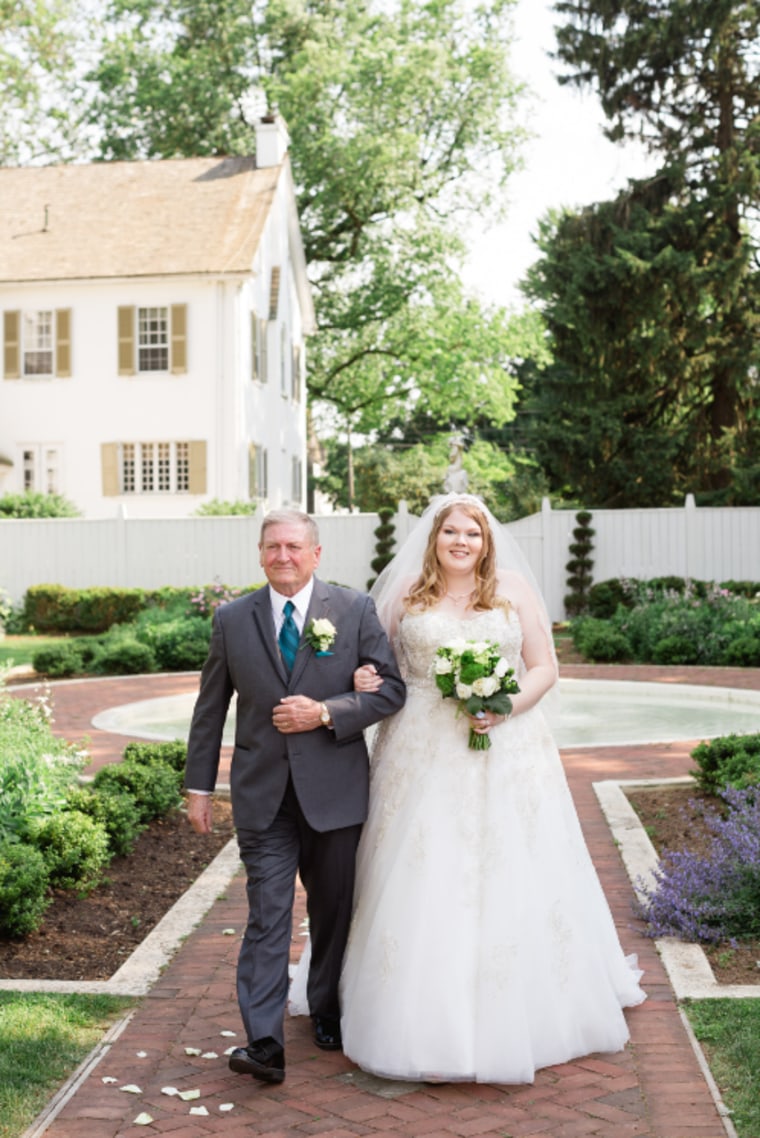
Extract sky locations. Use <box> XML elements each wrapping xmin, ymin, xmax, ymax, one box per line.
<box><xmin>462</xmin><ymin>0</ymin><xmax>655</xmax><ymax>310</ymax></box>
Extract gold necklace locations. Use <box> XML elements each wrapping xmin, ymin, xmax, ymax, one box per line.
<box><xmin>446</xmin><ymin>588</ymin><xmax>475</xmax><ymax>606</ymax></box>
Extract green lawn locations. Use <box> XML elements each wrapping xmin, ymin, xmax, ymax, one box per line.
<box><xmin>0</xmin><ymin>993</ymin><xmax>134</xmax><ymax>1138</ymax></box>
<box><xmin>684</xmin><ymin>999</ymin><xmax>760</xmax><ymax>1137</ymax></box>
<box><xmin>0</xmin><ymin>634</ymin><xmax>69</xmax><ymax>670</ymax></box>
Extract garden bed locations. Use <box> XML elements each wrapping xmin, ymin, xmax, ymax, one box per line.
<box><xmin>0</xmin><ymin>802</ymin><xmax>235</xmax><ymax>981</ymax></box>
<box><xmin>626</xmin><ymin>783</ymin><xmax>760</xmax><ymax>986</ymax></box>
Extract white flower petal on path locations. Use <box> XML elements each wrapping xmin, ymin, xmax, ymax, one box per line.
<box><xmin>223</xmin><ymin>1046</ymin><xmax>236</xmax><ymax>1056</ymax></box>
<box><xmin>201</xmin><ymin>1051</ymin><xmax>218</xmax><ymax>1059</ymax></box>
<box><xmin>101</xmin><ymin>1077</ymin><xmax>117</xmax><ymax>1084</ymax></box>
<box><xmin>119</xmin><ymin>1084</ymin><xmax>142</xmax><ymax>1094</ymax></box>
<box><xmin>222</xmin><ymin>928</ymin><xmax>236</xmax><ymax>936</ymax></box>
<box><xmin>189</xmin><ymin>1106</ymin><xmax>209</xmax><ymax>1116</ymax></box>
<box><xmin>135</xmin><ymin>1051</ymin><xmax>148</xmax><ymax>1058</ymax></box>
<box><xmin>219</xmin><ymin>1103</ymin><xmax>234</xmax><ymax>1112</ymax></box>
<box><xmin>220</xmin><ymin>1030</ymin><xmax>237</xmax><ymax>1037</ymax></box>
<box><xmin>179</xmin><ymin>1089</ymin><xmax>201</xmax><ymax>1101</ymax></box>
<box><xmin>134</xmin><ymin>1113</ymin><xmax>153</xmax><ymax>1126</ymax></box>
<box><xmin>184</xmin><ymin>1047</ymin><xmax>202</xmax><ymax>1055</ymax></box>
<box><xmin>161</xmin><ymin>1087</ymin><xmax>180</xmax><ymax>1096</ymax></box>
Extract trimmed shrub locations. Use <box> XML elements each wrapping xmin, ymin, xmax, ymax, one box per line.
<box><xmin>587</xmin><ymin>578</ymin><xmax>631</xmax><ymax>620</ymax></box>
<box><xmin>720</xmin><ymin>634</ymin><xmax>760</xmax><ymax>668</ymax></box>
<box><xmin>0</xmin><ymin>841</ymin><xmax>51</xmax><ymax>936</ymax></box>
<box><xmin>24</xmin><ymin>584</ymin><xmax>147</xmax><ymax>633</ymax></box>
<box><xmin>367</xmin><ymin>508</ymin><xmax>395</xmax><ymax>591</ymax></box>
<box><xmin>571</xmin><ymin>617</ymin><xmax>631</xmax><ymax>662</ymax></box>
<box><xmin>66</xmin><ymin>785</ymin><xmax>146</xmax><ymax>858</ymax></box>
<box><xmin>91</xmin><ymin>638</ymin><xmax>157</xmax><ymax>675</ymax></box>
<box><xmin>144</xmin><ymin>617</ymin><xmax>211</xmax><ymax>671</ymax></box>
<box><xmin>691</xmin><ymin>733</ymin><xmax>760</xmax><ymax>795</ymax></box>
<box><xmin>651</xmin><ymin>635</ymin><xmax>701</xmax><ymax>666</ymax></box>
<box><xmin>32</xmin><ymin>641</ymin><xmax>85</xmax><ymax>678</ymax></box>
<box><xmin>33</xmin><ymin>810</ymin><xmax>110</xmax><ymax>894</ymax></box>
<box><xmin>93</xmin><ymin>759</ymin><xmax>182</xmax><ymax>822</ymax></box>
<box><xmin>564</xmin><ymin>510</ymin><xmax>595</xmax><ymax>617</ymax></box>
<box><xmin>123</xmin><ymin>740</ymin><xmax>187</xmax><ymax>776</ymax></box>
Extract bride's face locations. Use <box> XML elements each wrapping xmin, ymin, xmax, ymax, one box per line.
<box><xmin>435</xmin><ymin>508</ymin><xmax>484</xmax><ymax>577</ymax></box>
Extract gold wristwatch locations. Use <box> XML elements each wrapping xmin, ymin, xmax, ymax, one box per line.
<box><xmin>319</xmin><ymin>702</ymin><xmax>332</xmax><ymax>728</ymax></box>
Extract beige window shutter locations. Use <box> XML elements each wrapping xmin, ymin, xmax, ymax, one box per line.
<box><xmin>101</xmin><ymin>443</ymin><xmax>120</xmax><ymax>496</ymax></box>
<box><xmin>56</xmin><ymin>309</ymin><xmax>71</xmax><ymax>377</ymax></box>
<box><xmin>117</xmin><ymin>306</ymin><xmax>135</xmax><ymax>375</ymax></box>
<box><xmin>3</xmin><ymin>311</ymin><xmax>20</xmax><ymax>379</ymax></box>
<box><xmin>170</xmin><ymin>303</ymin><xmax>187</xmax><ymax>374</ymax></box>
<box><xmin>188</xmin><ymin>440</ymin><xmax>207</xmax><ymax>493</ymax></box>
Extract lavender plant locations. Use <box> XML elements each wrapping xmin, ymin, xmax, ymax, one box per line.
<box><xmin>638</xmin><ymin>786</ymin><xmax>760</xmax><ymax>944</ymax></box>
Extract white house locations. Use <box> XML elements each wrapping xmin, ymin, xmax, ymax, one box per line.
<box><xmin>0</xmin><ymin>116</ymin><xmax>315</xmax><ymax>518</ymax></box>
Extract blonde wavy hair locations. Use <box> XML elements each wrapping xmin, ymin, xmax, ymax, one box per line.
<box><xmin>403</xmin><ymin>500</ymin><xmax>508</xmax><ymax>613</ymax></box>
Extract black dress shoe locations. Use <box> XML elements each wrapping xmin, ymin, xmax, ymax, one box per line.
<box><xmin>228</xmin><ymin>1038</ymin><xmax>285</xmax><ymax>1083</ymax></box>
<box><xmin>312</xmin><ymin>1015</ymin><xmax>342</xmax><ymax>1051</ymax></box>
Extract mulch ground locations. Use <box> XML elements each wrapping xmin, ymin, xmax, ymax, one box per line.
<box><xmin>0</xmin><ymin>801</ymin><xmax>236</xmax><ymax>982</ymax></box>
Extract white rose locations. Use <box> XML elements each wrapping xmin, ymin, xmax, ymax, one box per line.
<box><xmin>472</xmin><ymin>675</ymin><xmax>499</xmax><ymax>697</ymax></box>
<box><xmin>312</xmin><ymin>619</ymin><xmax>336</xmax><ymax>638</ymax></box>
<box><xmin>456</xmin><ymin>681</ymin><xmax>473</xmax><ymax>699</ymax></box>
<box><xmin>494</xmin><ymin>657</ymin><xmax>509</xmax><ymax>678</ymax></box>
<box><xmin>435</xmin><ymin>657</ymin><xmax>453</xmax><ymax>674</ymax></box>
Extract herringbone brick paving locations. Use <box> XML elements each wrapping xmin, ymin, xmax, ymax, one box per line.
<box><xmin>13</xmin><ymin>664</ymin><xmax>760</xmax><ymax>1137</ymax></box>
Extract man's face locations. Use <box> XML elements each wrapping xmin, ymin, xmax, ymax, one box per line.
<box><xmin>259</xmin><ymin>522</ymin><xmax>321</xmax><ymax>596</ymax></box>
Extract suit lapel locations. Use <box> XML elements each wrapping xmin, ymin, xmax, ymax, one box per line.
<box><xmin>288</xmin><ymin>577</ymin><xmax>331</xmax><ymax>689</ymax></box>
<box><xmin>251</xmin><ymin>586</ymin><xmax>289</xmax><ymax>683</ymax></box>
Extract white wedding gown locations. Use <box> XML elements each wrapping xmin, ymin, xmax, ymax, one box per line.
<box><xmin>292</xmin><ymin>607</ymin><xmax>646</xmax><ymax>1084</ymax></box>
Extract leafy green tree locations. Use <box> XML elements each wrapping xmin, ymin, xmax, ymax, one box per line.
<box><xmin>547</xmin><ymin>0</ymin><xmax>760</xmax><ymax>497</ymax></box>
<box><xmin>314</xmin><ymin>432</ymin><xmax>549</xmax><ymax>519</ymax></box>
<box><xmin>0</xmin><ymin>0</ymin><xmax>88</xmax><ymax>163</ymax></box>
<box><xmin>86</xmin><ymin>0</ymin><xmax>527</xmax><ymax>437</ymax></box>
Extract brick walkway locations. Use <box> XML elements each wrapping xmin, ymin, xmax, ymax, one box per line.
<box><xmin>12</xmin><ymin>664</ymin><xmax>760</xmax><ymax>1138</ymax></box>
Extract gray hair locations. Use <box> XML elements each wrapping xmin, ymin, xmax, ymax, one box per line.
<box><xmin>259</xmin><ymin>509</ymin><xmax>320</xmax><ymax>547</ymax></box>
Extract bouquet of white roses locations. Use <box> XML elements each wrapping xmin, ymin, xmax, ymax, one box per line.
<box><xmin>434</xmin><ymin>638</ymin><xmax>519</xmax><ymax>750</ymax></box>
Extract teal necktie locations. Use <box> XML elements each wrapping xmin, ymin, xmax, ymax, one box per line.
<box><xmin>278</xmin><ymin>600</ymin><xmax>299</xmax><ymax>673</ymax></box>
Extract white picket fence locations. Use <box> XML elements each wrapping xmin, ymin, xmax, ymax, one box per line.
<box><xmin>1</xmin><ymin>496</ymin><xmax>758</xmax><ymax>623</ymax></box>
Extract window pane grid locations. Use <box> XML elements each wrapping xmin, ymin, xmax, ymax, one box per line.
<box><xmin>138</xmin><ymin>307</ymin><xmax>169</xmax><ymax>371</ymax></box>
<box><xmin>175</xmin><ymin>443</ymin><xmax>189</xmax><ymax>491</ymax></box>
<box><xmin>120</xmin><ymin>441</ymin><xmax>191</xmax><ymax>493</ymax></box>
<box><xmin>23</xmin><ymin>311</ymin><xmax>53</xmax><ymax>375</ymax></box>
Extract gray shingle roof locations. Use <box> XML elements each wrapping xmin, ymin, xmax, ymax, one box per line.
<box><xmin>0</xmin><ymin>156</ymin><xmax>281</xmax><ymax>282</ymax></box>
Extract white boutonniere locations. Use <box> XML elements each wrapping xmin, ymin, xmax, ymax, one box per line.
<box><xmin>303</xmin><ymin>618</ymin><xmax>337</xmax><ymax>656</ymax></box>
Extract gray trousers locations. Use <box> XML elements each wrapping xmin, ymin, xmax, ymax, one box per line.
<box><xmin>235</xmin><ymin>776</ymin><xmax>362</xmax><ymax>1046</ymax></box>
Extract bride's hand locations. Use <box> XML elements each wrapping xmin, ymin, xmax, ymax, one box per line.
<box><xmin>354</xmin><ymin>663</ymin><xmax>383</xmax><ymax>692</ymax></box>
<box><xmin>468</xmin><ymin>709</ymin><xmax>507</xmax><ymax>736</ymax></box>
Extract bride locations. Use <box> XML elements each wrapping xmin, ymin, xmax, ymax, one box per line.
<box><xmin>295</xmin><ymin>494</ymin><xmax>645</xmax><ymax>1084</ymax></box>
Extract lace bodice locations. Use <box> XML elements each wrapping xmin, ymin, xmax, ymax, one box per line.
<box><xmin>397</xmin><ymin>607</ymin><xmax>523</xmax><ymax>690</ymax></box>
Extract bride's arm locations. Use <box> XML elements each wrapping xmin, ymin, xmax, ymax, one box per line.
<box><xmin>499</xmin><ymin>571</ymin><xmax>558</xmax><ymax>716</ymax></box>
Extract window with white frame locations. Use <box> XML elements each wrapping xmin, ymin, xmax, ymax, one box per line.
<box><xmin>292</xmin><ymin>344</ymin><xmax>302</xmax><ymax>404</ymax></box>
<box><xmin>138</xmin><ymin>307</ymin><xmax>169</xmax><ymax>371</ymax></box>
<box><xmin>22</xmin><ymin>444</ymin><xmax>61</xmax><ymax>493</ymax></box>
<box><xmin>23</xmin><ymin>311</ymin><xmax>53</xmax><ymax>376</ymax></box>
<box><xmin>249</xmin><ymin>444</ymin><xmax>268</xmax><ymax>499</ymax></box>
<box><xmin>251</xmin><ymin>314</ymin><xmax>268</xmax><ymax>382</ymax></box>
<box><xmin>280</xmin><ymin>324</ymin><xmax>288</xmax><ymax>397</ymax></box>
<box><xmin>290</xmin><ymin>455</ymin><xmax>303</xmax><ymax>504</ymax></box>
<box><xmin>119</xmin><ymin>441</ymin><xmax>191</xmax><ymax>493</ymax></box>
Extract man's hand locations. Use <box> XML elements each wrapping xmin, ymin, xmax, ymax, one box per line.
<box><xmin>186</xmin><ymin>792</ymin><xmax>214</xmax><ymax>834</ymax></box>
<box><xmin>273</xmin><ymin>695</ymin><xmax>323</xmax><ymax>733</ymax></box>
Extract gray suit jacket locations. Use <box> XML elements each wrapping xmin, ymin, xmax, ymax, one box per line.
<box><xmin>185</xmin><ymin>577</ymin><xmax>406</xmax><ymax>833</ymax></box>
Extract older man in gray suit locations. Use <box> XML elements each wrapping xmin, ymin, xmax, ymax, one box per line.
<box><xmin>185</xmin><ymin>509</ymin><xmax>405</xmax><ymax>1084</ymax></box>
